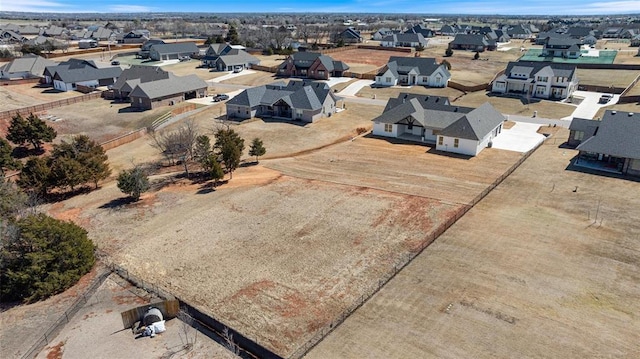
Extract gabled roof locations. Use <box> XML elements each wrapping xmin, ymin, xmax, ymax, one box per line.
<box><xmin>381</xmin><ymin>33</ymin><xmax>427</xmax><ymax>45</ymax></box>
<box><xmin>450</xmin><ymin>34</ymin><xmax>488</xmax><ymax>46</ymax></box>
<box><xmin>339</xmin><ymin>27</ymin><xmax>361</xmax><ymax>39</ymax></box>
<box><xmin>504</xmin><ymin>61</ymin><xmax>576</xmax><ymax>80</ymax></box>
<box><xmin>576</xmin><ymin>111</ymin><xmax>640</xmax><ymax>159</ymax></box>
<box><xmin>54</xmin><ymin>65</ymin><xmax>122</xmax><ymax>84</ymax></box>
<box><xmin>380</xmin><ymin>56</ymin><xmax>449</xmax><ymax>78</ymax></box>
<box><xmin>217</xmin><ymin>49</ymin><xmax>260</xmax><ymax>67</ymax></box>
<box><xmin>439</xmin><ymin>102</ymin><xmax>505</xmax><ymax>140</ymax></box>
<box><xmin>129</xmin><ymin>74</ymin><xmax>207</xmax><ymax>100</ymax></box>
<box><xmin>206</xmin><ymin>43</ymin><xmax>232</xmax><ymax>57</ymax></box>
<box><xmin>227</xmin><ymin>80</ymin><xmax>335</xmax><ymax>111</ymax></box>
<box><xmin>150</xmin><ymin>42</ymin><xmax>199</xmax><ymax>55</ymax></box>
<box><xmin>569</xmin><ymin>117</ymin><xmax>599</xmax><ymax>140</ymax></box>
<box><xmin>112</xmin><ymin>65</ymin><xmax>170</xmax><ymax>91</ymax></box>
<box><xmin>384</xmin><ymin>92</ymin><xmax>450</xmax><ymax>111</ymax></box>
<box><xmin>0</xmin><ymin>54</ymin><xmax>56</xmax><ymax>77</ymax></box>
<box><xmin>279</xmin><ymin>52</ymin><xmax>349</xmax><ymax>72</ymax></box>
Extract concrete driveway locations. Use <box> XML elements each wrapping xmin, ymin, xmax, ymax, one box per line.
<box><xmin>338</xmin><ymin>80</ymin><xmax>374</xmax><ymax>96</ymax></box>
<box><xmin>563</xmin><ymin>90</ymin><xmax>620</xmax><ymax>120</ymax></box>
<box><xmin>207</xmin><ymin>70</ymin><xmax>255</xmax><ymax>83</ymax></box>
<box><xmin>322</xmin><ymin>77</ymin><xmax>354</xmax><ymax>87</ymax></box>
<box><xmin>491</xmin><ymin>122</ymin><xmax>546</xmax><ymax>153</ymax></box>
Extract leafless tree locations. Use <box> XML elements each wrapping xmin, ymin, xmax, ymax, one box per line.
<box><xmin>176</xmin><ymin>310</ymin><xmax>198</xmax><ymax>351</ymax></box>
<box><xmin>222</xmin><ymin>327</ymin><xmax>240</xmax><ymax>356</ymax></box>
<box><xmin>149</xmin><ymin>121</ymin><xmax>199</xmax><ymax>177</ymax></box>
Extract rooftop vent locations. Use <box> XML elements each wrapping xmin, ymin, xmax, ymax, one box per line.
<box><xmin>612</xmin><ymin>111</ymin><xmax>617</xmax><ymax>115</ymax></box>
<box><xmin>629</xmin><ymin>113</ymin><xmax>634</xmax><ymax>116</ymax></box>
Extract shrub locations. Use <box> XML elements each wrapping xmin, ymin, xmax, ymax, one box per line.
<box><xmin>356</xmin><ymin>127</ymin><xmax>368</xmax><ymax>135</ymax></box>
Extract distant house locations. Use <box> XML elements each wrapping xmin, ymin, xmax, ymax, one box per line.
<box><xmin>0</xmin><ymin>30</ymin><xmax>26</xmax><ymax>43</ymax></box>
<box><xmin>42</xmin><ymin>25</ymin><xmax>65</xmax><ymax>37</ymax></box>
<box><xmin>89</xmin><ymin>27</ymin><xmax>113</xmax><ymax>41</ymax></box>
<box><xmin>375</xmin><ymin>57</ymin><xmax>450</xmax><ymax>87</ymax></box>
<box><xmin>371</xmin><ymin>93</ymin><xmax>505</xmax><ymax>156</ymax></box>
<box><xmin>372</xmin><ymin>28</ymin><xmax>397</xmax><ymax>40</ymax></box>
<box><xmin>17</xmin><ymin>25</ymin><xmax>40</xmax><ymax>36</ymax></box>
<box><xmin>277</xmin><ymin>52</ymin><xmax>349</xmax><ymax>80</ymax></box>
<box><xmin>337</xmin><ymin>28</ymin><xmax>362</xmax><ymax>43</ymax></box>
<box><xmin>129</xmin><ymin>74</ymin><xmax>208</xmax><ymax>110</ymax></box>
<box><xmin>505</xmin><ymin>24</ymin><xmax>533</xmax><ymax>39</ymax></box>
<box><xmin>44</xmin><ymin>58</ymin><xmax>122</xmax><ymax>92</ymax></box>
<box><xmin>116</xmin><ymin>30</ymin><xmax>150</xmax><ymax>44</ymax></box>
<box><xmin>0</xmin><ymin>54</ymin><xmax>56</xmax><ymax>79</ymax></box>
<box><xmin>78</xmin><ymin>39</ymin><xmax>98</xmax><ymax>49</ymax></box>
<box><xmin>568</xmin><ymin>117</ymin><xmax>599</xmax><ymax>147</ymax></box>
<box><xmin>632</xmin><ymin>35</ymin><xmax>640</xmax><ymax>47</ymax></box>
<box><xmin>448</xmin><ymin>34</ymin><xmax>496</xmax><ymax>51</ymax></box>
<box><xmin>111</xmin><ymin>65</ymin><xmax>170</xmax><ymax>99</ymax></box>
<box><xmin>439</xmin><ymin>25</ymin><xmax>459</xmax><ymax>36</ymax></box>
<box><xmin>574</xmin><ymin>111</ymin><xmax>640</xmax><ymax>177</ymax></box>
<box><xmin>201</xmin><ymin>43</ymin><xmax>260</xmax><ymax>71</ymax></box>
<box><xmin>541</xmin><ymin>37</ymin><xmax>582</xmax><ymax>58</ymax></box>
<box><xmin>492</xmin><ymin>61</ymin><xmax>578</xmax><ymax>100</ymax></box>
<box><xmin>226</xmin><ymin>80</ymin><xmax>338</xmax><ymax>123</ymax></box>
<box><xmin>404</xmin><ymin>24</ymin><xmax>435</xmax><ymax>38</ymax></box>
<box><xmin>380</xmin><ymin>33</ymin><xmax>428</xmax><ymax>48</ymax></box>
<box><xmin>602</xmin><ymin>28</ymin><xmax>623</xmax><ymax>38</ymax></box>
<box><xmin>148</xmin><ymin>42</ymin><xmax>199</xmax><ymax>61</ymax></box>
<box><xmin>137</xmin><ymin>39</ymin><xmax>165</xmax><ymax>59</ymax></box>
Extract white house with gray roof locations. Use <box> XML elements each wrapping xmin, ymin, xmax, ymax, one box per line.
<box><xmin>380</xmin><ymin>33</ymin><xmax>428</xmax><ymax>48</ymax></box>
<box><xmin>226</xmin><ymin>80</ymin><xmax>338</xmax><ymax>123</ymax></box>
<box><xmin>575</xmin><ymin>110</ymin><xmax>640</xmax><ymax>177</ymax></box>
<box><xmin>492</xmin><ymin>61</ymin><xmax>578</xmax><ymax>100</ymax></box>
<box><xmin>45</xmin><ymin>58</ymin><xmax>122</xmax><ymax>92</ymax></box>
<box><xmin>149</xmin><ymin>42</ymin><xmax>199</xmax><ymax>61</ymax></box>
<box><xmin>375</xmin><ymin>57</ymin><xmax>450</xmax><ymax>87</ymax></box>
<box><xmin>201</xmin><ymin>43</ymin><xmax>260</xmax><ymax>71</ymax></box>
<box><xmin>372</xmin><ymin>93</ymin><xmax>504</xmax><ymax>156</ymax></box>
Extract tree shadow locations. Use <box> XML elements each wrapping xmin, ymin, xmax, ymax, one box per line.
<box><xmin>239</xmin><ymin>161</ymin><xmax>258</xmax><ymax>168</ymax></box>
<box><xmin>41</xmin><ymin>88</ymin><xmax>63</xmax><ymax>94</ymax></box>
<box><xmin>11</xmin><ymin>146</ymin><xmax>44</xmax><ymax>159</ymax></box>
<box><xmin>99</xmin><ymin>196</ymin><xmax>136</xmax><ymax>209</ymax></box>
<box><xmin>118</xmin><ymin>107</ymin><xmax>144</xmax><ymax>114</ymax></box>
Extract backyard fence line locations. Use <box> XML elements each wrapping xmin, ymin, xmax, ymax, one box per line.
<box><xmin>287</xmin><ymin>137</ymin><xmax>547</xmax><ymax>359</ymax></box>
<box><xmin>100</xmin><ymin>128</ymin><xmax>147</xmax><ymax>151</ymax></box>
<box><xmin>20</xmin><ymin>267</ymin><xmax>112</xmax><ymax>359</ymax></box>
<box><xmin>0</xmin><ymin>92</ymin><xmax>102</xmax><ymax>121</ymax></box>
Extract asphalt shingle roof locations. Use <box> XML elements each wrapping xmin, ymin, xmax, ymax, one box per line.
<box><xmin>227</xmin><ymin>80</ymin><xmax>334</xmax><ymax>111</ymax></box>
<box><xmin>0</xmin><ymin>54</ymin><xmax>55</xmax><ymax>77</ymax></box>
<box><xmin>576</xmin><ymin>111</ymin><xmax>640</xmax><ymax>159</ymax></box>
<box><xmin>129</xmin><ymin>74</ymin><xmax>207</xmax><ymax>99</ymax></box>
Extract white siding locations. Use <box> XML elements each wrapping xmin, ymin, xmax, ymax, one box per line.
<box><xmin>437</xmin><ymin>136</ymin><xmax>479</xmax><ymax>156</ymax></box>
<box><xmin>375</xmin><ymin>69</ymin><xmax>397</xmax><ymax>86</ymax></box>
<box><xmin>372</xmin><ymin>122</ymin><xmax>398</xmax><ymax>138</ymax></box>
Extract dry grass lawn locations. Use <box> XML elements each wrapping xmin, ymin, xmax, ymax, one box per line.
<box><xmin>453</xmin><ymin>91</ymin><xmax>576</xmax><ymax>119</ymax></box>
<box><xmin>220</xmin><ymin>70</ymin><xmax>280</xmax><ymax>86</ymax></box>
<box><xmin>594</xmin><ymin>102</ymin><xmax>640</xmax><ymax>120</ymax></box>
<box><xmin>0</xmin><ymin>83</ymin><xmax>84</xmax><ymax>111</ymax></box>
<box><xmin>576</xmin><ymin>69</ymin><xmax>640</xmax><ymax>88</ymax></box>
<box><xmin>307</xmin><ymin>128</ymin><xmax>640</xmax><ymax>359</ymax></box>
<box><xmin>356</xmin><ymin>85</ymin><xmax>464</xmax><ymax>102</ymax></box>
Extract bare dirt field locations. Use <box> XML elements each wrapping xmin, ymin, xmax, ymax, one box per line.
<box><xmin>306</xmin><ymin>128</ymin><xmax>640</xmax><ymax>359</ymax></box>
<box><xmin>324</xmin><ymin>48</ymin><xmax>413</xmax><ymax>70</ymax></box>
<box><xmin>576</xmin><ymin>69</ymin><xmax>640</xmax><ymax>88</ymax></box>
<box><xmin>40</xmin><ymin>127</ymin><xmax>523</xmax><ymax>358</ymax></box>
<box><xmin>356</xmin><ymin>85</ymin><xmax>464</xmax><ymax>102</ymax></box>
<box><xmin>220</xmin><ymin>70</ymin><xmax>280</xmax><ymax>86</ymax></box>
<box><xmin>0</xmin><ymin>83</ymin><xmax>83</xmax><ymax>111</ymax></box>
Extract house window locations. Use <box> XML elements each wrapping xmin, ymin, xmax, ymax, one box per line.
<box><xmin>422</xmin><ymin>76</ymin><xmax>429</xmax><ymax>82</ymax></box>
<box><xmin>537</xmin><ymin>76</ymin><xmax>548</xmax><ymax>82</ymax></box>
<box><xmin>536</xmin><ymin>86</ymin><xmax>546</xmax><ymax>95</ymax></box>
<box><xmin>296</xmin><ymin>109</ymin><xmax>304</xmax><ymax>117</ymax></box>
<box><xmin>384</xmin><ymin>124</ymin><xmax>393</xmax><ymax>132</ymax></box>
<box><xmin>318</xmin><ymin>70</ymin><xmax>325</xmax><ymax>76</ymax></box>
<box><xmin>454</xmin><ymin>138</ymin><xmax>459</xmax><ymax>148</ymax></box>
<box><xmin>438</xmin><ymin>136</ymin><xmax>443</xmax><ymax>145</ymax></box>
<box><xmin>385</xmin><ymin>77</ymin><xmax>391</xmax><ymax>83</ymax></box>
<box><xmin>574</xmin><ymin>131</ymin><xmax>584</xmax><ymax>141</ymax></box>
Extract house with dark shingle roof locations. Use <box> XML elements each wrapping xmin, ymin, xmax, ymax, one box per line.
<box><xmin>111</xmin><ymin>65</ymin><xmax>171</xmax><ymax>99</ymax></box>
<box><xmin>448</xmin><ymin>34</ymin><xmax>496</xmax><ymax>52</ymax></box>
<box><xmin>1</xmin><ymin>30</ymin><xmax>26</xmax><ymax>43</ymax></box>
<box><xmin>336</xmin><ymin>27</ymin><xmax>362</xmax><ymax>44</ymax></box>
<box><xmin>129</xmin><ymin>74</ymin><xmax>207</xmax><ymax>110</ymax></box>
<box><xmin>226</xmin><ymin>80</ymin><xmax>338</xmax><ymax>123</ymax></box>
<box><xmin>542</xmin><ymin>37</ymin><xmax>582</xmax><ymax>58</ymax></box>
<box><xmin>375</xmin><ymin>57</ymin><xmax>450</xmax><ymax>87</ymax></box>
<box><xmin>574</xmin><ymin>110</ymin><xmax>640</xmax><ymax>176</ymax></box>
<box><xmin>568</xmin><ymin>117</ymin><xmax>600</xmax><ymax>147</ymax></box>
<box><xmin>44</xmin><ymin>58</ymin><xmax>122</xmax><ymax>92</ymax></box>
<box><xmin>149</xmin><ymin>42</ymin><xmax>199</xmax><ymax>61</ymax></box>
<box><xmin>277</xmin><ymin>52</ymin><xmax>349</xmax><ymax>80</ymax></box>
<box><xmin>372</xmin><ymin>93</ymin><xmax>505</xmax><ymax>156</ymax></box>
<box><xmin>380</xmin><ymin>33</ymin><xmax>428</xmax><ymax>48</ymax></box>
<box><xmin>492</xmin><ymin>61</ymin><xmax>578</xmax><ymax>100</ymax></box>
<box><xmin>404</xmin><ymin>24</ymin><xmax>434</xmax><ymax>38</ymax></box>
<box><xmin>0</xmin><ymin>54</ymin><xmax>56</xmax><ymax>79</ymax></box>
<box><xmin>200</xmin><ymin>43</ymin><xmax>260</xmax><ymax>71</ymax></box>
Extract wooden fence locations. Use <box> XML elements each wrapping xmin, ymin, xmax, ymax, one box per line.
<box><xmin>0</xmin><ymin>78</ymin><xmax>41</xmax><ymax>86</ymax></box>
<box><xmin>356</xmin><ymin>44</ymin><xmax>414</xmax><ymax>53</ymax></box>
<box><xmin>250</xmin><ymin>64</ymin><xmax>278</xmax><ymax>73</ymax></box>
<box><xmin>320</xmin><ymin>45</ymin><xmax>358</xmax><ymax>54</ymax></box>
<box><xmin>448</xmin><ymin>80</ymin><xmax>490</xmax><ymax>92</ymax></box>
<box><xmin>100</xmin><ymin>128</ymin><xmax>147</xmax><ymax>151</ymax></box>
<box><xmin>0</xmin><ymin>92</ymin><xmax>103</xmax><ymax>121</ymax></box>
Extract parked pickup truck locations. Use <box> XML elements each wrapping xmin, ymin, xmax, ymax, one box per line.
<box><xmin>599</xmin><ymin>94</ymin><xmax>613</xmax><ymax>104</ymax></box>
<box><xmin>212</xmin><ymin>94</ymin><xmax>229</xmax><ymax>102</ymax></box>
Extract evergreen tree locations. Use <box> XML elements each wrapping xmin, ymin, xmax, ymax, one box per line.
<box><xmin>6</xmin><ymin>113</ymin><xmax>57</xmax><ymax>151</ymax></box>
<box><xmin>117</xmin><ymin>166</ymin><xmax>150</xmax><ymax>201</ymax></box>
<box><xmin>17</xmin><ymin>156</ymin><xmax>52</xmax><ymax>196</ymax></box>
<box><xmin>0</xmin><ymin>138</ymin><xmax>21</xmax><ymax>176</ymax></box>
<box><xmin>248</xmin><ymin>138</ymin><xmax>266</xmax><ymax>163</ymax></box>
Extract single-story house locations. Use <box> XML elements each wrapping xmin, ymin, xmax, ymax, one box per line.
<box><xmin>448</xmin><ymin>34</ymin><xmax>496</xmax><ymax>51</ymax></box>
<box><xmin>137</xmin><ymin>39</ymin><xmax>165</xmax><ymax>59</ymax></box>
<box><xmin>372</xmin><ymin>93</ymin><xmax>505</xmax><ymax>156</ymax></box>
<box><xmin>602</xmin><ymin>28</ymin><xmax>623</xmax><ymax>38</ymax></box>
<box><xmin>0</xmin><ymin>54</ymin><xmax>55</xmax><ymax>79</ymax></box>
<box><xmin>44</xmin><ymin>58</ymin><xmax>122</xmax><ymax>92</ymax></box>
<box><xmin>148</xmin><ymin>42</ymin><xmax>199</xmax><ymax>61</ymax></box>
<box><xmin>439</xmin><ymin>25</ymin><xmax>459</xmax><ymax>36</ymax></box>
<box><xmin>336</xmin><ymin>27</ymin><xmax>362</xmax><ymax>43</ymax></box>
<box><xmin>116</xmin><ymin>30</ymin><xmax>150</xmax><ymax>44</ymax></box>
<box><xmin>575</xmin><ymin>110</ymin><xmax>640</xmax><ymax>177</ymax></box>
<box><xmin>375</xmin><ymin>56</ymin><xmax>450</xmax><ymax>87</ymax></box>
<box><xmin>491</xmin><ymin>61</ymin><xmax>578</xmax><ymax>100</ymax></box>
<box><xmin>111</xmin><ymin>65</ymin><xmax>170</xmax><ymax>99</ymax></box>
<box><xmin>380</xmin><ymin>33</ymin><xmax>428</xmax><ymax>48</ymax></box>
<box><xmin>630</xmin><ymin>34</ymin><xmax>640</xmax><ymax>47</ymax></box>
<box><xmin>129</xmin><ymin>74</ymin><xmax>208</xmax><ymax>110</ymax></box>
<box><xmin>568</xmin><ymin>117</ymin><xmax>599</xmax><ymax>147</ymax></box>
<box><xmin>226</xmin><ymin>80</ymin><xmax>338</xmax><ymax>123</ymax></box>
<box><xmin>277</xmin><ymin>52</ymin><xmax>349</xmax><ymax>80</ymax></box>
<box><xmin>78</xmin><ymin>39</ymin><xmax>98</xmax><ymax>49</ymax></box>
<box><xmin>0</xmin><ymin>30</ymin><xmax>26</xmax><ymax>43</ymax></box>
<box><xmin>200</xmin><ymin>43</ymin><xmax>260</xmax><ymax>70</ymax></box>
<box><xmin>404</xmin><ymin>24</ymin><xmax>435</xmax><ymax>38</ymax></box>
<box><xmin>372</xmin><ymin>28</ymin><xmax>398</xmax><ymax>40</ymax></box>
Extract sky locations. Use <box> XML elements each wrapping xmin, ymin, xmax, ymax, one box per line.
<box><xmin>2</xmin><ymin>0</ymin><xmax>639</xmax><ymax>15</ymax></box>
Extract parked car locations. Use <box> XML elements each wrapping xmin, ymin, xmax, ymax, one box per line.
<box><xmin>213</xmin><ymin>94</ymin><xmax>229</xmax><ymax>102</ymax></box>
<box><xmin>233</xmin><ymin>66</ymin><xmax>244</xmax><ymax>73</ymax></box>
<box><xmin>599</xmin><ymin>94</ymin><xmax>613</xmax><ymax>104</ymax></box>
<box><xmin>179</xmin><ymin>56</ymin><xmax>191</xmax><ymax>62</ymax></box>
<box><xmin>111</xmin><ymin>60</ymin><xmax>120</xmax><ymax>65</ymax></box>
